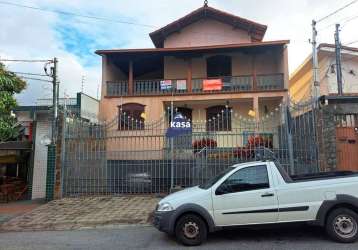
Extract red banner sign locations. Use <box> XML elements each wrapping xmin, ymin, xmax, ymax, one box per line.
<box><xmin>203</xmin><ymin>79</ymin><xmax>223</xmax><ymax>91</ymax></box>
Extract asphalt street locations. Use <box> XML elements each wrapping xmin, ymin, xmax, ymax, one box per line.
<box><xmin>1</xmin><ymin>224</ymin><xmax>358</xmax><ymax>250</ymax></box>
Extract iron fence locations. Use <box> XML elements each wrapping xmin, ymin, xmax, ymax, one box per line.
<box><xmin>61</xmin><ymin>100</ymin><xmax>320</xmax><ymax>197</ymax></box>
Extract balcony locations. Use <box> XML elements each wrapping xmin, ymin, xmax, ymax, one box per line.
<box><xmin>106</xmin><ymin>73</ymin><xmax>284</xmax><ymax>97</ymax></box>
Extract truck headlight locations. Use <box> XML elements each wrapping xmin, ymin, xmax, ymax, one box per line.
<box><xmin>157</xmin><ymin>202</ymin><xmax>174</xmax><ymax>212</ymax></box>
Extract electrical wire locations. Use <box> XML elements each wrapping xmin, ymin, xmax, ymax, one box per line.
<box><xmin>317</xmin><ymin>0</ymin><xmax>358</xmax><ymax>23</ymax></box>
<box><xmin>0</xmin><ymin>1</ymin><xmax>156</xmax><ymax>28</ymax></box>
<box><xmin>344</xmin><ymin>40</ymin><xmax>358</xmax><ymax>46</ymax></box>
<box><xmin>10</xmin><ymin>71</ymin><xmax>49</xmax><ymax>77</ymax></box>
<box><xmin>18</xmin><ymin>76</ymin><xmax>52</xmax><ymax>83</ymax></box>
<box><xmin>318</xmin><ymin>14</ymin><xmax>358</xmax><ymax>31</ymax></box>
<box><xmin>0</xmin><ymin>59</ymin><xmax>52</xmax><ymax>63</ymax></box>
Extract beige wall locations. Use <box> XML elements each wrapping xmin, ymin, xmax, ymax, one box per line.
<box><xmin>99</xmin><ymin>91</ymin><xmax>286</xmax><ymax>123</ymax></box>
<box><xmin>162</xmin><ymin>50</ymin><xmax>285</xmax><ymax>80</ymax></box>
<box><xmin>290</xmin><ymin>48</ymin><xmax>358</xmax><ymax>102</ymax></box>
<box><xmin>101</xmin><ymin>95</ymin><xmax>283</xmax><ymax>156</ymax></box>
<box><xmin>324</xmin><ymin>55</ymin><xmax>358</xmax><ymax>94</ymax></box>
<box><xmin>164</xmin><ymin>18</ymin><xmax>251</xmax><ymax>48</ymax></box>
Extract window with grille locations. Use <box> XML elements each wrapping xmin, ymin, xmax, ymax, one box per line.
<box><xmin>118</xmin><ymin>103</ymin><xmax>145</xmax><ymax>130</ymax></box>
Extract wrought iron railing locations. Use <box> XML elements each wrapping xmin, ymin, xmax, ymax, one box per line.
<box><xmin>134</xmin><ymin>79</ymin><xmax>187</xmax><ymax>95</ymax></box>
<box><xmin>256</xmin><ymin>73</ymin><xmax>284</xmax><ymax>90</ymax></box>
<box><xmin>106</xmin><ymin>73</ymin><xmax>284</xmax><ymax>96</ymax></box>
<box><xmin>192</xmin><ymin>75</ymin><xmax>253</xmax><ymax>93</ymax></box>
<box><xmin>106</xmin><ymin>81</ymin><xmax>128</xmax><ymax>96</ymax></box>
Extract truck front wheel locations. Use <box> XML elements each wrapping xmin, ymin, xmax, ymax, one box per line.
<box><xmin>175</xmin><ymin>213</ymin><xmax>207</xmax><ymax>246</ymax></box>
<box><xmin>326</xmin><ymin>208</ymin><xmax>358</xmax><ymax>243</ymax></box>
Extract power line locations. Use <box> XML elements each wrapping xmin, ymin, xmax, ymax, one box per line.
<box><xmin>0</xmin><ymin>1</ymin><xmax>156</xmax><ymax>28</ymax></box>
<box><xmin>0</xmin><ymin>59</ymin><xmax>52</xmax><ymax>63</ymax></box>
<box><xmin>317</xmin><ymin>0</ymin><xmax>358</xmax><ymax>23</ymax></box>
<box><xmin>10</xmin><ymin>71</ymin><xmax>49</xmax><ymax>77</ymax></box>
<box><xmin>18</xmin><ymin>76</ymin><xmax>52</xmax><ymax>83</ymax></box>
<box><xmin>344</xmin><ymin>40</ymin><xmax>358</xmax><ymax>46</ymax></box>
<box><xmin>341</xmin><ymin>14</ymin><xmax>358</xmax><ymax>27</ymax></box>
<box><xmin>318</xmin><ymin>14</ymin><xmax>358</xmax><ymax>31</ymax></box>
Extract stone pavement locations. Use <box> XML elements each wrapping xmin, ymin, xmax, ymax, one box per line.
<box><xmin>0</xmin><ymin>200</ymin><xmax>44</xmax><ymax>224</ymax></box>
<box><xmin>0</xmin><ymin>196</ymin><xmax>160</xmax><ymax>232</ymax></box>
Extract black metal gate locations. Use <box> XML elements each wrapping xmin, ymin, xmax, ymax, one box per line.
<box><xmin>61</xmin><ymin>100</ymin><xmax>319</xmax><ymax>197</ymax></box>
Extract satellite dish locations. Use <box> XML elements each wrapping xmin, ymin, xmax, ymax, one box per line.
<box><xmin>40</xmin><ymin>135</ymin><xmax>51</xmax><ymax>146</ymax></box>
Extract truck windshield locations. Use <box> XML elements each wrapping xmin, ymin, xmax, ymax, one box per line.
<box><xmin>199</xmin><ymin>168</ymin><xmax>233</xmax><ymax>190</ymax></box>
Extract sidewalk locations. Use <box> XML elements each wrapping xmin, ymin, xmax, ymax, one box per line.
<box><xmin>0</xmin><ymin>196</ymin><xmax>160</xmax><ymax>232</ymax></box>
<box><xmin>0</xmin><ymin>200</ymin><xmax>44</xmax><ymax>225</ymax></box>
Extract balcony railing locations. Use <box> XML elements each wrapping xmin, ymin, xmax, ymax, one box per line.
<box><xmin>192</xmin><ymin>75</ymin><xmax>253</xmax><ymax>93</ymax></box>
<box><xmin>134</xmin><ymin>79</ymin><xmax>187</xmax><ymax>95</ymax></box>
<box><xmin>256</xmin><ymin>74</ymin><xmax>284</xmax><ymax>90</ymax></box>
<box><xmin>107</xmin><ymin>80</ymin><xmax>128</xmax><ymax>96</ymax></box>
<box><xmin>106</xmin><ymin>73</ymin><xmax>284</xmax><ymax>96</ymax></box>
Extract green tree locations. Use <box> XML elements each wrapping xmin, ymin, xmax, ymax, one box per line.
<box><xmin>0</xmin><ymin>63</ymin><xmax>26</xmax><ymax>142</ymax></box>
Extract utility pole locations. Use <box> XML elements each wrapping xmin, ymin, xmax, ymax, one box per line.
<box><xmin>81</xmin><ymin>75</ymin><xmax>86</xmax><ymax>93</ymax></box>
<box><xmin>52</xmin><ymin>57</ymin><xmax>58</xmax><ymax>144</ymax></box>
<box><xmin>311</xmin><ymin>20</ymin><xmax>320</xmax><ymax>102</ymax></box>
<box><xmin>335</xmin><ymin>24</ymin><xmax>343</xmax><ymax>95</ymax></box>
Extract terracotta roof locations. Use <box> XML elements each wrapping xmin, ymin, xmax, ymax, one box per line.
<box><xmin>95</xmin><ymin>40</ymin><xmax>289</xmax><ymax>55</ymax></box>
<box><xmin>149</xmin><ymin>5</ymin><xmax>267</xmax><ymax>48</ymax></box>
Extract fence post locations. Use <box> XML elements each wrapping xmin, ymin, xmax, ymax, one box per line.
<box><xmin>284</xmin><ymin>104</ymin><xmax>295</xmax><ymax>175</ymax></box>
<box><xmin>45</xmin><ymin>144</ymin><xmax>56</xmax><ymax>201</ymax></box>
<box><xmin>170</xmin><ymin>100</ymin><xmax>174</xmax><ymax>191</ymax></box>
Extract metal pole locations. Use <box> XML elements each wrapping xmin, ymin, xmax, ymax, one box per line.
<box><xmin>310</xmin><ymin>21</ymin><xmax>321</xmax><ymax>171</ymax></box>
<box><xmin>52</xmin><ymin>57</ymin><xmax>58</xmax><ymax>144</ymax></box>
<box><xmin>284</xmin><ymin>102</ymin><xmax>295</xmax><ymax>175</ymax></box>
<box><xmin>311</xmin><ymin>20</ymin><xmax>320</xmax><ymax>103</ymax></box>
<box><xmin>170</xmin><ymin>99</ymin><xmax>174</xmax><ymax>191</ymax></box>
<box><xmin>335</xmin><ymin>24</ymin><xmax>343</xmax><ymax>95</ymax></box>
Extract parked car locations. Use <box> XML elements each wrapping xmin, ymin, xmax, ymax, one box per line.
<box><xmin>153</xmin><ymin>160</ymin><xmax>358</xmax><ymax>246</ymax></box>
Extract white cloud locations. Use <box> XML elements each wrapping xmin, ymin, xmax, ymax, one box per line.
<box><xmin>1</xmin><ymin>0</ymin><xmax>358</xmax><ymax>105</ymax></box>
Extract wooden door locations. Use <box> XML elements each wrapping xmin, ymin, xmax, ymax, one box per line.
<box><xmin>336</xmin><ymin>127</ymin><xmax>358</xmax><ymax>171</ymax></box>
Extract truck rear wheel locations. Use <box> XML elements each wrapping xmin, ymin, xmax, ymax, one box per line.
<box><xmin>326</xmin><ymin>208</ymin><xmax>358</xmax><ymax>243</ymax></box>
<box><xmin>175</xmin><ymin>214</ymin><xmax>207</xmax><ymax>246</ymax></box>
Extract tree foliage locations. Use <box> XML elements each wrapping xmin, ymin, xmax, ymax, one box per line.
<box><xmin>0</xmin><ymin>63</ymin><xmax>26</xmax><ymax>142</ymax></box>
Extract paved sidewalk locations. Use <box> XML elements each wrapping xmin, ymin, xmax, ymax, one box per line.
<box><xmin>0</xmin><ymin>200</ymin><xmax>44</xmax><ymax>225</ymax></box>
<box><xmin>0</xmin><ymin>196</ymin><xmax>159</xmax><ymax>232</ymax></box>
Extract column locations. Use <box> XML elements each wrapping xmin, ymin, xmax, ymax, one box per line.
<box><xmin>253</xmin><ymin>95</ymin><xmax>260</xmax><ymax>122</ymax></box>
<box><xmin>186</xmin><ymin>58</ymin><xmax>192</xmax><ymax>93</ymax></box>
<box><xmin>128</xmin><ymin>60</ymin><xmax>133</xmax><ymax>95</ymax></box>
<box><xmin>252</xmin><ymin>54</ymin><xmax>257</xmax><ymax>90</ymax></box>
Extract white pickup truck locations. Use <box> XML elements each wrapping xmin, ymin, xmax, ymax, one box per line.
<box><xmin>153</xmin><ymin>160</ymin><xmax>358</xmax><ymax>246</ymax></box>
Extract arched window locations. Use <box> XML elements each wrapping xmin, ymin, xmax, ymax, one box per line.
<box><xmin>118</xmin><ymin>103</ymin><xmax>145</xmax><ymax>130</ymax></box>
<box><xmin>206</xmin><ymin>105</ymin><xmax>232</xmax><ymax>131</ymax></box>
<box><xmin>206</xmin><ymin>55</ymin><xmax>232</xmax><ymax>78</ymax></box>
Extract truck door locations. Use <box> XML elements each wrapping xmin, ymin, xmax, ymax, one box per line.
<box><xmin>212</xmin><ymin>164</ymin><xmax>278</xmax><ymax>226</ymax></box>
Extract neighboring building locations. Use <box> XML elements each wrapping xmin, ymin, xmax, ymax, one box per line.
<box><xmin>290</xmin><ymin>43</ymin><xmax>358</xmax><ymax>102</ymax></box>
<box><xmin>290</xmin><ymin>44</ymin><xmax>358</xmax><ymax>172</ymax></box>
<box><xmin>13</xmin><ymin>92</ymin><xmax>99</xmax><ymax>200</ymax></box>
<box><xmin>96</xmin><ymin>5</ymin><xmax>289</xmax><ymax>144</ymax></box>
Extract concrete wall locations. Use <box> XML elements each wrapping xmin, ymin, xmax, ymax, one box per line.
<box><xmin>324</xmin><ymin>55</ymin><xmax>358</xmax><ymax>95</ymax></box>
<box><xmin>32</xmin><ymin>114</ymin><xmax>50</xmax><ymax>199</ymax></box>
<box><xmin>162</xmin><ymin>50</ymin><xmax>285</xmax><ymax>80</ymax></box>
<box><xmin>164</xmin><ymin>18</ymin><xmax>251</xmax><ymax>48</ymax></box>
<box><xmin>80</xmin><ymin>93</ymin><xmax>99</xmax><ymax>123</ymax></box>
<box><xmin>290</xmin><ymin>49</ymin><xmax>358</xmax><ymax>102</ymax></box>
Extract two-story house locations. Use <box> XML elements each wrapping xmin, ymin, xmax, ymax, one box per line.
<box><xmin>96</xmin><ymin>4</ymin><xmax>289</xmax><ymax>154</ymax></box>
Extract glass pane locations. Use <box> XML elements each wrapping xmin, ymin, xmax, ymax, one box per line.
<box><xmin>224</xmin><ymin>165</ymin><xmax>269</xmax><ymax>193</ymax></box>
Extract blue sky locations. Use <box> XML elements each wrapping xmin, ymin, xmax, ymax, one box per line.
<box><xmin>1</xmin><ymin>0</ymin><xmax>358</xmax><ymax>105</ymax></box>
